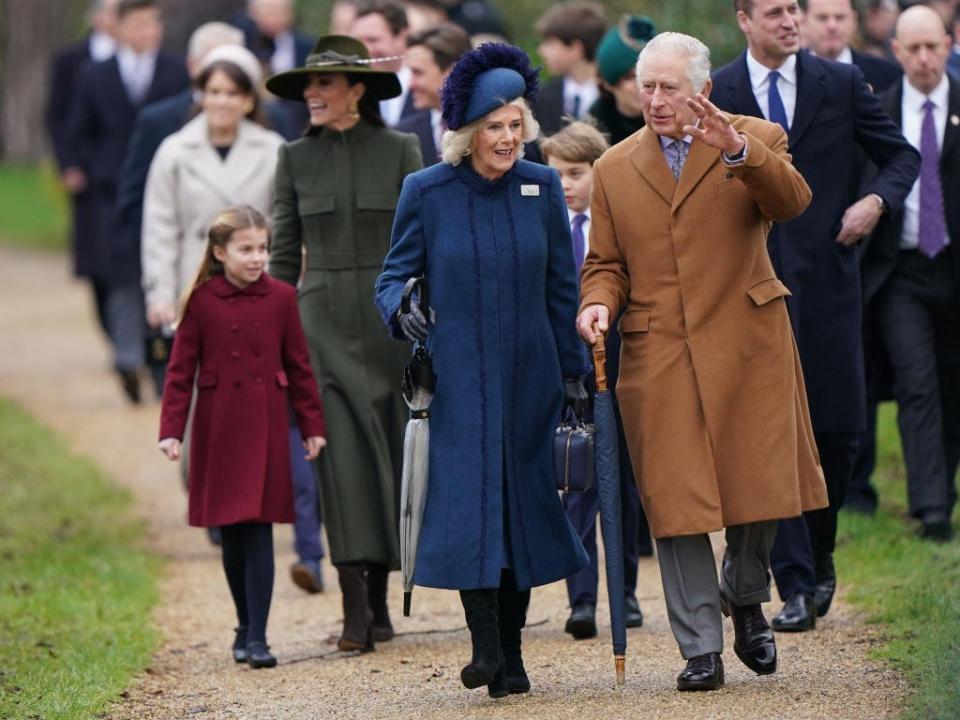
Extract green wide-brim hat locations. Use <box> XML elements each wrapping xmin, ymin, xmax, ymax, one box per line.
<box><xmin>265</xmin><ymin>35</ymin><xmax>402</xmax><ymax>103</ymax></box>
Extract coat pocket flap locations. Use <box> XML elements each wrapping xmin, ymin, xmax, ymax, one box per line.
<box><xmin>196</xmin><ymin>370</ymin><xmax>218</xmax><ymax>388</ymax></box>
<box><xmin>356</xmin><ymin>192</ymin><xmax>398</xmax><ymax>211</ymax></box>
<box><xmin>619</xmin><ymin>309</ymin><xmax>651</xmax><ymax>333</ymax></box>
<box><xmin>275</xmin><ymin>371</ymin><xmax>289</xmax><ymax>388</ymax></box>
<box><xmin>298</xmin><ymin>195</ymin><xmax>335</xmax><ymax>216</ymax></box>
<box><xmin>747</xmin><ymin>278</ymin><xmax>792</xmax><ymax>306</ymax></box>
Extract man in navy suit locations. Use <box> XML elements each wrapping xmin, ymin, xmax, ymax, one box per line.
<box><xmin>45</xmin><ymin>0</ymin><xmax>119</xmax><ymax>334</ymax></box>
<box><xmin>66</xmin><ymin>0</ymin><xmax>189</xmax><ymax>403</ymax></box>
<box><xmin>861</xmin><ymin>5</ymin><xmax>960</xmax><ymax>542</ymax></box>
<box><xmin>234</xmin><ymin>0</ymin><xmax>314</xmax><ymax>139</ymax></box>
<box><xmin>395</xmin><ymin>22</ymin><xmax>471</xmax><ymax>167</ymax></box>
<box><xmin>711</xmin><ymin>0</ymin><xmax>918</xmax><ymax>632</ymax></box>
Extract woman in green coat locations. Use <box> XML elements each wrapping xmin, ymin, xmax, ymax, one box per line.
<box><xmin>266</xmin><ymin>36</ymin><xmax>422</xmax><ymax>652</ymax></box>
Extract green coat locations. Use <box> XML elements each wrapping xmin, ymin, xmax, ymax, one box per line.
<box><xmin>271</xmin><ymin>120</ymin><xmax>422</xmax><ymax>567</ymax></box>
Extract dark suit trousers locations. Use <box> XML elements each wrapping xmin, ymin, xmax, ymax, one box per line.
<box><xmin>771</xmin><ymin>431</ymin><xmax>859</xmax><ymax>599</ymax></box>
<box><xmin>563</xmin><ymin>399</ymin><xmax>641</xmax><ymax>606</ymax></box>
<box><xmin>876</xmin><ymin>249</ymin><xmax>960</xmax><ymax>520</ymax></box>
<box><xmin>848</xmin><ymin>402</ymin><xmax>879</xmax><ymax>511</ymax></box>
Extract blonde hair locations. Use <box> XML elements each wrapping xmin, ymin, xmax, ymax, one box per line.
<box><xmin>539</xmin><ymin>120</ymin><xmax>609</xmax><ymax>166</ymax></box>
<box><xmin>440</xmin><ymin>97</ymin><xmax>541</xmax><ymax>165</ymax></box>
<box><xmin>179</xmin><ymin>205</ymin><xmax>270</xmax><ymax>318</ymax></box>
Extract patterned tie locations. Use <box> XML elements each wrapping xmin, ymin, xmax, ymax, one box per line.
<box><xmin>670</xmin><ymin>140</ymin><xmax>688</xmax><ymax>181</ymax></box>
<box><xmin>571</xmin><ymin>213</ymin><xmax>587</xmax><ymax>272</ymax></box>
<box><xmin>918</xmin><ymin>99</ymin><xmax>947</xmax><ymax>258</ymax></box>
<box><xmin>767</xmin><ymin>71</ymin><xmax>790</xmax><ymax>133</ymax></box>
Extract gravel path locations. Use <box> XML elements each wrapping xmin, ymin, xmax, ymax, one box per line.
<box><xmin>0</xmin><ymin>246</ymin><xmax>906</xmax><ymax>720</ymax></box>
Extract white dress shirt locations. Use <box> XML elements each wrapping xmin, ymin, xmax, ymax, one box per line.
<box><xmin>899</xmin><ymin>74</ymin><xmax>950</xmax><ymax>250</ymax></box>
<box><xmin>746</xmin><ymin>51</ymin><xmax>797</xmax><ymax>128</ymax></box>
<box><xmin>89</xmin><ymin>31</ymin><xmax>116</xmax><ymax>62</ymax></box>
<box><xmin>116</xmin><ymin>46</ymin><xmax>157</xmax><ymax>104</ymax></box>
<box><xmin>563</xmin><ymin>76</ymin><xmax>599</xmax><ymax>120</ymax></box>
<box><xmin>380</xmin><ymin>65</ymin><xmax>412</xmax><ymax>127</ymax></box>
<box><xmin>568</xmin><ymin>207</ymin><xmax>591</xmax><ymax>260</ymax></box>
<box><xmin>429</xmin><ymin>108</ymin><xmax>443</xmax><ymax>156</ymax></box>
<box><xmin>270</xmin><ymin>31</ymin><xmax>297</xmax><ymax>73</ymax></box>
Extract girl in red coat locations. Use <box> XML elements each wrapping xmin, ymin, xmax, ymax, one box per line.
<box><xmin>158</xmin><ymin>205</ymin><xmax>326</xmax><ymax>669</ymax></box>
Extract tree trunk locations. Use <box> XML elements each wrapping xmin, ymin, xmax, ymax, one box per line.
<box><xmin>0</xmin><ymin>0</ymin><xmax>78</xmax><ymax>163</ymax></box>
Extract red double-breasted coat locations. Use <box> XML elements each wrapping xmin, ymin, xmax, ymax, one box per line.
<box><xmin>159</xmin><ymin>273</ymin><xmax>326</xmax><ymax>527</ymax></box>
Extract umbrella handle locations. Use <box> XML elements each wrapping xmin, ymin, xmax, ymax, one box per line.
<box><xmin>592</xmin><ymin>323</ymin><xmax>608</xmax><ymax>392</ymax></box>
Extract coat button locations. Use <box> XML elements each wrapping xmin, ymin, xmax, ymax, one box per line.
<box><xmin>255</xmin><ymin>376</ymin><xmax>263</xmax><ymax>384</ymax></box>
<box><xmin>231</xmin><ymin>324</ymin><xmax>239</xmax><ymax>333</ymax></box>
<box><xmin>231</xmin><ymin>351</ymin><xmax>240</xmax><ymax>360</ymax></box>
<box><xmin>254</xmin><ymin>350</ymin><xmax>262</xmax><ymax>358</ymax></box>
<box><xmin>253</xmin><ymin>323</ymin><xmax>261</xmax><ymax>330</ymax></box>
<box><xmin>234</xmin><ymin>380</ymin><xmax>241</xmax><ymax>388</ymax></box>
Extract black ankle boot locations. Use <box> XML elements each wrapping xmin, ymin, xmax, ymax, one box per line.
<box><xmin>498</xmin><ymin>571</ymin><xmax>531</xmax><ymax>695</ymax></box>
<box><xmin>459</xmin><ymin>588</ymin><xmax>504</xmax><ymax>692</ymax></box>
<box><xmin>367</xmin><ymin>563</ymin><xmax>394</xmax><ymax>642</ymax></box>
<box><xmin>336</xmin><ymin>562</ymin><xmax>374</xmax><ymax>652</ymax></box>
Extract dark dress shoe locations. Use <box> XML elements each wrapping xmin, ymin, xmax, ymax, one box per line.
<box><xmin>232</xmin><ymin>626</ymin><xmax>248</xmax><ymax>663</ymax></box>
<box><xmin>206</xmin><ymin>527</ymin><xmax>222</xmax><ymax>546</ymax></box>
<box><xmin>920</xmin><ymin>514</ymin><xmax>954</xmax><ymax>542</ymax></box>
<box><xmin>564</xmin><ymin>602</ymin><xmax>597</xmax><ymax>639</ymax></box>
<box><xmin>813</xmin><ymin>553</ymin><xmax>836</xmax><ymax>618</ymax></box>
<box><xmin>771</xmin><ymin>593</ymin><xmax>816</xmax><ymax>632</ymax></box>
<box><xmin>118</xmin><ymin>369</ymin><xmax>141</xmax><ymax>404</ymax></box>
<box><xmin>677</xmin><ymin>652</ymin><xmax>724</xmax><ymax>691</ymax></box>
<box><xmin>625</xmin><ymin>595</ymin><xmax>643</xmax><ymax>628</ymax></box>
<box><xmin>720</xmin><ymin>593</ymin><xmax>777</xmax><ymax>675</ymax></box>
<box><xmin>245</xmin><ymin>641</ymin><xmax>277</xmax><ymax>669</ymax></box>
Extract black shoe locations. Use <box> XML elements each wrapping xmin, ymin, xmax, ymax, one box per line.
<box><xmin>771</xmin><ymin>593</ymin><xmax>816</xmax><ymax>632</ymax></box>
<box><xmin>459</xmin><ymin>588</ymin><xmax>503</xmax><ymax>690</ymax></box>
<box><xmin>336</xmin><ymin>563</ymin><xmax>374</xmax><ymax>652</ymax></box>
<box><xmin>625</xmin><ymin>595</ymin><xmax>643</xmax><ymax>628</ymax></box>
<box><xmin>206</xmin><ymin>527</ymin><xmax>222</xmax><ymax>546</ymax></box>
<box><xmin>720</xmin><ymin>593</ymin><xmax>777</xmax><ymax>675</ymax></box>
<box><xmin>245</xmin><ymin>641</ymin><xmax>277</xmax><ymax>669</ymax></box>
<box><xmin>118</xmin><ymin>369</ymin><xmax>141</xmax><ymax>404</ymax></box>
<box><xmin>677</xmin><ymin>652</ymin><xmax>724</xmax><ymax>691</ymax></box>
<box><xmin>813</xmin><ymin>554</ymin><xmax>836</xmax><ymax>618</ymax></box>
<box><xmin>232</xmin><ymin>626</ymin><xmax>248</xmax><ymax>663</ymax></box>
<box><xmin>920</xmin><ymin>513</ymin><xmax>954</xmax><ymax>542</ymax></box>
<box><xmin>564</xmin><ymin>602</ymin><xmax>597</xmax><ymax>639</ymax></box>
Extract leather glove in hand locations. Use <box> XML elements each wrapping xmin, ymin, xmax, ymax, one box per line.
<box><xmin>397</xmin><ymin>300</ymin><xmax>430</xmax><ymax>343</ymax></box>
<box><xmin>563</xmin><ymin>376</ymin><xmax>589</xmax><ymax>419</ymax></box>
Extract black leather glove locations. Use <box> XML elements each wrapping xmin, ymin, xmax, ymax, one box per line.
<box><xmin>563</xmin><ymin>376</ymin><xmax>589</xmax><ymax>419</ymax></box>
<box><xmin>397</xmin><ymin>299</ymin><xmax>430</xmax><ymax>343</ymax></box>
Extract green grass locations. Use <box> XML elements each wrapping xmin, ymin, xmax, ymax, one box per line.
<box><xmin>836</xmin><ymin>402</ymin><xmax>960</xmax><ymax>720</ymax></box>
<box><xmin>0</xmin><ymin>397</ymin><xmax>160</xmax><ymax>720</ymax></box>
<box><xmin>0</xmin><ymin>164</ymin><xmax>70</xmax><ymax>250</ymax></box>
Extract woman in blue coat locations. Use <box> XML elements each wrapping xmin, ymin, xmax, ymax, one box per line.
<box><xmin>375</xmin><ymin>44</ymin><xmax>588</xmax><ymax>699</ymax></box>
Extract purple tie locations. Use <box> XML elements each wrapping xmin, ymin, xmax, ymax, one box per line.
<box><xmin>571</xmin><ymin>213</ymin><xmax>587</xmax><ymax>271</ymax></box>
<box><xmin>918</xmin><ymin>99</ymin><xmax>947</xmax><ymax>258</ymax></box>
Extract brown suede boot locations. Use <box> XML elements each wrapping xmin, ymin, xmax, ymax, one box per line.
<box><xmin>336</xmin><ymin>562</ymin><xmax>374</xmax><ymax>652</ymax></box>
<box><xmin>367</xmin><ymin>563</ymin><xmax>394</xmax><ymax>642</ymax></box>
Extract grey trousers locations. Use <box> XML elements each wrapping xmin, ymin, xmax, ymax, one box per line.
<box><xmin>656</xmin><ymin>520</ymin><xmax>778</xmax><ymax>659</ymax></box>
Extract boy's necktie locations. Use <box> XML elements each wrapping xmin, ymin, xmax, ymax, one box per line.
<box><xmin>572</xmin><ymin>214</ymin><xmax>587</xmax><ymax>271</ymax></box>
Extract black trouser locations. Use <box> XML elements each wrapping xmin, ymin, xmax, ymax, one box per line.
<box><xmin>847</xmin><ymin>401</ymin><xmax>879</xmax><ymax>512</ymax></box>
<box><xmin>771</xmin><ymin>432</ymin><xmax>859</xmax><ymax>600</ymax></box>
<box><xmin>876</xmin><ymin>249</ymin><xmax>960</xmax><ymax>520</ymax></box>
<box><xmin>220</xmin><ymin>523</ymin><xmax>275</xmax><ymax>645</ymax></box>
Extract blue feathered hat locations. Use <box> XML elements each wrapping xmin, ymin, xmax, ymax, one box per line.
<box><xmin>440</xmin><ymin>43</ymin><xmax>540</xmax><ymax>131</ymax></box>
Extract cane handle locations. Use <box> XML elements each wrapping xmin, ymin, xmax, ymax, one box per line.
<box><xmin>592</xmin><ymin>323</ymin><xmax>608</xmax><ymax>392</ymax></box>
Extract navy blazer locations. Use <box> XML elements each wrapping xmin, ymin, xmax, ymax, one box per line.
<box><xmin>535</xmin><ymin>77</ymin><xmax>565</xmax><ymax>137</ymax></box>
<box><xmin>711</xmin><ymin>50</ymin><xmax>919</xmax><ymax>433</ymax></box>
<box><xmin>861</xmin><ymin>76</ymin><xmax>960</xmax><ymax>308</ymax></box>
<box><xmin>394</xmin><ymin>110</ymin><xmax>439</xmax><ymax>167</ymax></box>
<box><xmin>851</xmin><ymin>48</ymin><xmax>902</xmax><ymax>94</ymax></box>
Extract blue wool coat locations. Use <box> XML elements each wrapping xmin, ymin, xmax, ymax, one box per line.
<box><xmin>375</xmin><ymin>159</ymin><xmax>589</xmax><ymax>591</ymax></box>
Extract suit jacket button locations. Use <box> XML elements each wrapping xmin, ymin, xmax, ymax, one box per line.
<box><xmin>231</xmin><ymin>324</ymin><xmax>239</xmax><ymax>333</ymax></box>
<box><xmin>231</xmin><ymin>351</ymin><xmax>240</xmax><ymax>360</ymax></box>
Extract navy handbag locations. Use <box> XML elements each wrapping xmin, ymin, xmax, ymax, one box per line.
<box><xmin>554</xmin><ymin>406</ymin><xmax>594</xmax><ymax>493</ymax></box>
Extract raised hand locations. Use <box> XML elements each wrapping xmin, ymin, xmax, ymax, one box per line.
<box><xmin>683</xmin><ymin>94</ymin><xmax>746</xmax><ymax>156</ymax></box>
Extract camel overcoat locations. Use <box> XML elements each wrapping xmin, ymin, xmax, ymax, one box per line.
<box><xmin>580</xmin><ymin>116</ymin><xmax>828</xmax><ymax>539</ymax></box>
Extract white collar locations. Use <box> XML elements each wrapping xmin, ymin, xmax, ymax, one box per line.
<box><xmin>567</xmin><ymin>207</ymin><xmax>591</xmax><ymax>222</ymax></box>
<box><xmin>658</xmin><ymin>132</ymin><xmax>693</xmax><ymax>149</ymax></box>
<box><xmin>835</xmin><ymin>46</ymin><xmax>853</xmax><ymax>64</ymax></box>
<box><xmin>429</xmin><ymin>107</ymin><xmax>442</xmax><ymax>127</ymax></box>
<box><xmin>117</xmin><ymin>45</ymin><xmax>157</xmax><ymax>65</ymax></box>
<box><xmin>903</xmin><ymin>73</ymin><xmax>950</xmax><ymax>114</ymax></box>
<box><xmin>745</xmin><ymin>50</ymin><xmax>797</xmax><ymax>90</ymax></box>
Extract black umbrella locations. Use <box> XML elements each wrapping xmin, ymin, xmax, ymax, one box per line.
<box><xmin>399</xmin><ymin>278</ymin><xmax>436</xmax><ymax>617</ymax></box>
<box><xmin>593</xmin><ymin>329</ymin><xmax>627</xmax><ymax>685</ymax></box>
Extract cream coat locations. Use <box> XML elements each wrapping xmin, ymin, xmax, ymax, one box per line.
<box><xmin>141</xmin><ymin>114</ymin><xmax>285</xmax><ymax>308</ymax></box>
<box><xmin>580</xmin><ymin>115</ymin><xmax>828</xmax><ymax>538</ymax></box>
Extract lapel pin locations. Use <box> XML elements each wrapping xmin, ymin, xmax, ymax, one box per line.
<box><xmin>521</xmin><ymin>184</ymin><xmax>540</xmax><ymax>197</ymax></box>
<box><xmin>951</xmin><ymin>114</ymin><xmax>959</xmax><ymax>127</ymax></box>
